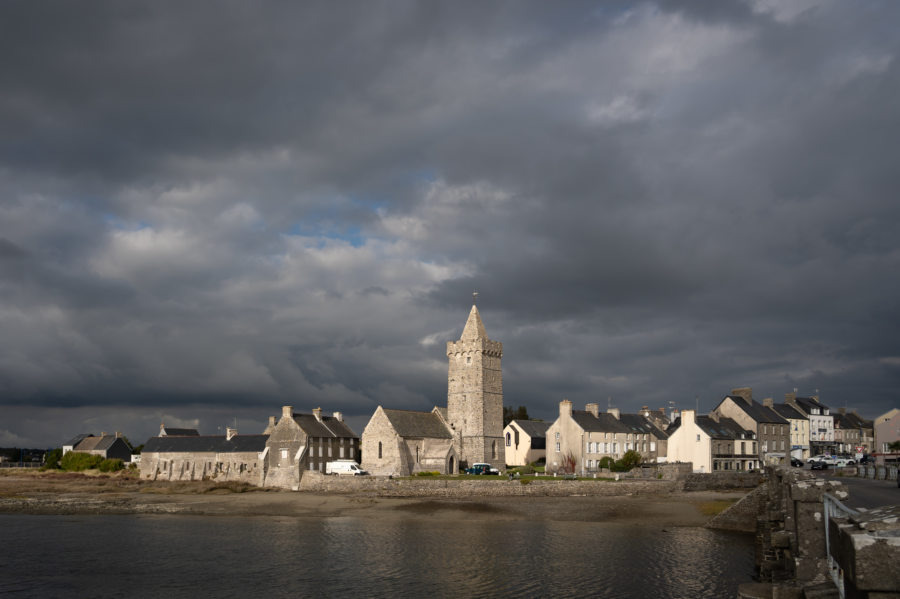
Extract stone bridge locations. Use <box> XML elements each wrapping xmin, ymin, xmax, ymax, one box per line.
<box><xmin>738</xmin><ymin>466</ymin><xmax>900</xmax><ymax>599</ymax></box>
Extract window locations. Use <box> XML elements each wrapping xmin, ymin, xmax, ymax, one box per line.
<box><xmin>741</xmin><ymin>441</ymin><xmax>745</xmax><ymax>454</ymax></box>
<box><xmin>506</xmin><ymin>432</ymin><xmax>511</xmax><ymax>447</ymax></box>
<box><xmin>281</xmin><ymin>449</ymin><xmax>288</xmax><ymax>460</ymax></box>
<box><xmin>556</xmin><ymin>432</ymin><xmax>560</xmax><ymax>440</ymax></box>
<box><xmin>378</xmin><ymin>441</ymin><xmax>382</xmax><ymax>459</ymax></box>
<box><xmin>555</xmin><ymin>442</ymin><xmax>560</xmax><ymax>452</ymax></box>
<box><xmin>492</xmin><ymin>441</ymin><xmax>497</xmax><ymax>459</ymax></box>
<box><xmin>696</xmin><ymin>434</ymin><xmax>701</xmax><ymax>442</ymax></box>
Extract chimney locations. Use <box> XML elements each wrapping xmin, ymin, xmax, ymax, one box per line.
<box><xmin>560</xmin><ymin>399</ymin><xmax>573</xmax><ymax>418</ymax></box>
<box><xmin>731</xmin><ymin>387</ymin><xmax>753</xmax><ymax>405</ymax></box>
<box><xmin>585</xmin><ymin>403</ymin><xmax>599</xmax><ymax>418</ymax></box>
<box><xmin>709</xmin><ymin>411</ymin><xmax>719</xmax><ymax>422</ymax></box>
<box><xmin>763</xmin><ymin>397</ymin><xmax>773</xmax><ymax>408</ymax></box>
<box><xmin>282</xmin><ymin>405</ymin><xmax>293</xmax><ymax>419</ymax></box>
<box><xmin>682</xmin><ymin>409</ymin><xmax>695</xmax><ymax>427</ymax></box>
<box><xmin>226</xmin><ymin>427</ymin><xmax>237</xmax><ymax>441</ymax></box>
<box><xmin>160</xmin><ymin>423</ymin><xmax>165</xmax><ymax>436</ymax></box>
<box><xmin>839</xmin><ymin>407</ymin><xmax>846</xmax><ymax>415</ymax></box>
<box><xmin>658</xmin><ymin>407</ymin><xmax>666</xmax><ymax>415</ymax></box>
<box><xmin>333</xmin><ymin>411</ymin><xmax>343</xmax><ymax>422</ymax></box>
<box><xmin>313</xmin><ymin>407</ymin><xmax>323</xmax><ymax>422</ymax></box>
<box><xmin>608</xmin><ymin>408</ymin><xmax>620</xmax><ymax>420</ymax></box>
<box><xmin>785</xmin><ymin>392</ymin><xmax>797</xmax><ymax>404</ymax></box>
<box><xmin>100</xmin><ymin>431</ymin><xmax>107</xmax><ymax>437</ymax></box>
<box><xmin>268</xmin><ymin>416</ymin><xmax>277</xmax><ymax>428</ymax></box>
<box><xmin>116</xmin><ymin>431</ymin><xmax>121</xmax><ymax>438</ymax></box>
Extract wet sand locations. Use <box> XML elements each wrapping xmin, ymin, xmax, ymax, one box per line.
<box><xmin>0</xmin><ymin>470</ymin><xmax>745</xmax><ymax>526</ymax></box>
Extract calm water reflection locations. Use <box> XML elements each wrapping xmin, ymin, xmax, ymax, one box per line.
<box><xmin>1</xmin><ymin>514</ymin><xmax>753</xmax><ymax>598</ymax></box>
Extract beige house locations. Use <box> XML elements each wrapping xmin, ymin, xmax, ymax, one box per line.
<box><xmin>771</xmin><ymin>403</ymin><xmax>809</xmax><ymax>460</ymax></box>
<box><xmin>666</xmin><ymin>410</ymin><xmax>757</xmax><ymax>473</ymax></box>
<box><xmin>63</xmin><ymin>433</ymin><xmax>133</xmax><ymax>462</ymax></box>
<box><xmin>361</xmin><ymin>407</ymin><xmax>458</xmax><ymax>476</ymax></box>
<box><xmin>545</xmin><ymin>400</ymin><xmax>666</xmax><ymax>474</ymax></box>
<box><xmin>874</xmin><ymin>408</ymin><xmax>900</xmax><ymax>455</ymax></box>
<box><xmin>712</xmin><ymin>388</ymin><xmax>789</xmax><ymax>465</ymax></box>
<box><xmin>503</xmin><ymin>420</ymin><xmax>549</xmax><ymax>466</ymax></box>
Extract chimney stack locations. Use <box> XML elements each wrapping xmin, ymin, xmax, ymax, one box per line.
<box><xmin>333</xmin><ymin>411</ymin><xmax>343</xmax><ymax>422</ymax></box>
<box><xmin>682</xmin><ymin>409</ymin><xmax>695</xmax><ymax>427</ymax></box>
<box><xmin>313</xmin><ymin>407</ymin><xmax>323</xmax><ymax>422</ymax></box>
<box><xmin>560</xmin><ymin>400</ymin><xmax>573</xmax><ymax>418</ymax></box>
<box><xmin>116</xmin><ymin>431</ymin><xmax>121</xmax><ymax>438</ymax></box>
<box><xmin>608</xmin><ymin>408</ymin><xmax>620</xmax><ymax>420</ymax></box>
<box><xmin>838</xmin><ymin>407</ymin><xmax>846</xmax><ymax>415</ymax></box>
<box><xmin>709</xmin><ymin>411</ymin><xmax>719</xmax><ymax>422</ymax></box>
<box><xmin>731</xmin><ymin>387</ymin><xmax>753</xmax><ymax>405</ymax></box>
<box><xmin>160</xmin><ymin>423</ymin><xmax>166</xmax><ymax>436</ymax></box>
<box><xmin>282</xmin><ymin>405</ymin><xmax>293</xmax><ymax>419</ymax></box>
<box><xmin>585</xmin><ymin>403</ymin><xmax>599</xmax><ymax>418</ymax></box>
<box><xmin>763</xmin><ymin>397</ymin><xmax>773</xmax><ymax>408</ymax></box>
<box><xmin>226</xmin><ymin>427</ymin><xmax>237</xmax><ymax>441</ymax></box>
<box><xmin>785</xmin><ymin>392</ymin><xmax>797</xmax><ymax>404</ymax></box>
<box><xmin>269</xmin><ymin>416</ymin><xmax>277</xmax><ymax>427</ymax></box>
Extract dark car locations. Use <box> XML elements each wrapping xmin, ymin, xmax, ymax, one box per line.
<box><xmin>790</xmin><ymin>458</ymin><xmax>804</xmax><ymax>467</ymax></box>
<box><xmin>810</xmin><ymin>461</ymin><xmax>828</xmax><ymax>470</ymax></box>
<box><xmin>465</xmin><ymin>463</ymin><xmax>499</xmax><ymax>475</ymax></box>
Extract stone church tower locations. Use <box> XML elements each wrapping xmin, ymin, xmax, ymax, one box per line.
<box><xmin>446</xmin><ymin>301</ymin><xmax>505</xmax><ymax>470</ymax></box>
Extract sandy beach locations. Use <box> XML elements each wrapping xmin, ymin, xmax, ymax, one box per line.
<box><xmin>0</xmin><ymin>470</ymin><xmax>746</xmax><ymax>526</ymax></box>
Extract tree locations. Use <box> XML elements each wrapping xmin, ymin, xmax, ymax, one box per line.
<box><xmin>619</xmin><ymin>449</ymin><xmax>643</xmax><ymax>470</ymax></box>
<box><xmin>43</xmin><ymin>448</ymin><xmax>62</xmax><ymax>470</ymax></box>
<box><xmin>503</xmin><ymin>405</ymin><xmax>530</xmax><ymax>427</ymax></box>
<box><xmin>888</xmin><ymin>441</ymin><xmax>900</xmax><ymax>452</ymax></box>
<box><xmin>561</xmin><ymin>451</ymin><xmax>577</xmax><ymax>475</ymax></box>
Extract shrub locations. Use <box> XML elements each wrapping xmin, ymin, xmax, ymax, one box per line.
<box><xmin>98</xmin><ymin>459</ymin><xmax>124</xmax><ymax>472</ymax></box>
<box><xmin>598</xmin><ymin>456</ymin><xmax>615</xmax><ymax>470</ymax></box>
<box><xmin>42</xmin><ymin>448</ymin><xmax>63</xmax><ymax>470</ymax></box>
<box><xmin>59</xmin><ymin>452</ymin><xmax>104</xmax><ymax>472</ymax></box>
<box><xmin>415</xmin><ymin>471</ymin><xmax>440</xmax><ymax>477</ymax></box>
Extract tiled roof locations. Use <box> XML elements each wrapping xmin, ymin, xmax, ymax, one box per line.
<box><xmin>570</xmin><ymin>411</ymin><xmax>632</xmax><ymax>434</ymax></box>
<box><xmin>143</xmin><ymin>435</ymin><xmax>269</xmax><ymax>453</ymax></box>
<box><xmin>792</xmin><ymin>397</ymin><xmax>830</xmax><ymax>414</ymax></box>
<box><xmin>162</xmin><ymin>428</ymin><xmax>199</xmax><ymax>437</ymax></box>
<box><xmin>618</xmin><ymin>413</ymin><xmax>669</xmax><ymax>439</ymax></box>
<box><xmin>696</xmin><ymin>416</ymin><xmax>755</xmax><ymax>440</ymax></box>
<box><xmin>509</xmin><ymin>420</ymin><xmax>550</xmax><ymax>439</ymax></box>
<box><xmin>292</xmin><ymin>414</ymin><xmax>358</xmax><ymax>438</ymax></box>
<box><xmin>771</xmin><ymin>404</ymin><xmax>805</xmax><ymax>420</ymax></box>
<box><xmin>722</xmin><ymin>396</ymin><xmax>788</xmax><ymax>424</ymax></box>
<box><xmin>382</xmin><ymin>409</ymin><xmax>453</xmax><ymax>439</ymax></box>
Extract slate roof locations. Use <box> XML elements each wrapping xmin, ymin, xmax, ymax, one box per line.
<box><xmin>771</xmin><ymin>403</ymin><xmax>805</xmax><ymax>421</ymax></box>
<box><xmin>618</xmin><ymin>413</ymin><xmax>669</xmax><ymax>439</ymax></box>
<box><xmin>835</xmin><ymin>412</ymin><xmax>871</xmax><ymax>430</ymax></box>
<box><xmin>161</xmin><ymin>427</ymin><xmax>200</xmax><ymax>436</ymax></box>
<box><xmin>791</xmin><ymin>397</ymin><xmax>831</xmax><ymax>415</ymax></box>
<box><xmin>570</xmin><ymin>411</ymin><xmax>632</xmax><ymax>434</ymax></box>
<box><xmin>722</xmin><ymin>396</ymin><xmax>788</xmax><ymax>424</ymax></box>
<box><xmin>696</xmin><ymin>416</ymin><xmax>755</xmax><ymax>440</ymax></box>
<box><xmin>292</xmin><ymin>413</ymin><xmax>358</xmax><ymax>438</ymax></box>
<box><xmin>381</xmin><ymin>408</ymin><xmax>452</xmax><ymax>439</ymax></box>
<box><xmin>64</xmin><ymin>433</ymin><xmax>94</xmax><ymax>447</ymax></box>
<box><xmin>143</xmin><ymin>435</ymin><xmax>270</xmax><ymax>453</ymax></box>
<box><xmin>510</xmin><ymin>420</ymin><xmax>550</xmax><ymax>439</ymax></box>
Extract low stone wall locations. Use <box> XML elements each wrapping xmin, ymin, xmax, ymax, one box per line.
<box><xmin>682</xmin><ymin>472</ymin><xmax>764</xmax><ymax>491</ymax></box>
<box><xmin>298</xmin><ymin>472</ymin><xmax>681</xmax><ymax>497</ymax></box>
<box><xmin>706</xmin><ymin>483</ymin><xmax>766</xmax><ymax>533</ymax></box>
<box><xmin>856</xmin><ymin>464</ymin><xmax>899</xmax><ymax>482</ymax></box>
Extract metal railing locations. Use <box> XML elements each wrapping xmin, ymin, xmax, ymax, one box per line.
<box><xmin>823</xmin><ymin>492</ymin><xmax>860</xmax><ymax>599</ymax></box>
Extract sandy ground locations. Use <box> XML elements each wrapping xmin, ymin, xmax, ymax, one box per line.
<box><xmin>0</xmin><ymin>470</ymin><xmax>746</xmax><ymax>526</ymax></box>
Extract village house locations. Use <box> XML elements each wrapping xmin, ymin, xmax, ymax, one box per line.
<box><xmin>711</xmin><ymin>388</ymin><xmax>789</xmax><ymax>465</ymax></box>
<box><xmin>666</xmin><ymin>409</ymin><xmax>758</xmax><ymax>473</ymax></box>
<box><xmin>545</xmin><ymin>401</ymin><xmax>666</xmax><ymax>474</ymax></box>
<box><xmin>140</xmin><ymin>406</ymin><xmax>359</xmax><ymax>489</ymax></box>
<box><xmin>785</xmin><ymin>393</ymin><xmax>835</xmax><ymax>457</ymax></box>
<box><xmin>63</xmin><ymin>433</ymin><xmax>133</xmax><ymax>462</ymax></box>
<box><xmin>770</xmin><ymin>403</ymin><xmax>809</xmax><ymax>460</ymax></box>
<box><xmin>503</xmin><ymin>419</ymin><xmax>549</xmax><ymax>467</ymax></box>
<box><xmin>361</xmin><ymin>302</ymin><xmax>505</xmax><ymax>474</ymax></box>
<box><xmin>874</xmin><ymin>408</ymin><xmax>900</xmax><ymax>456</ymax></box>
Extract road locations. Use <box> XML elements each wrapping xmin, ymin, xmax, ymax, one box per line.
<box><xmin>804</xmin><ymin>468</ymin><xmax>900</xmax><ymax>510</ymax></box>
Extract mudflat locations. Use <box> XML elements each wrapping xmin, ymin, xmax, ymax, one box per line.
<box><xmin>0</xmin><ymin>470</ymin><xmax>745</xmax><ymax>526</ymax></box>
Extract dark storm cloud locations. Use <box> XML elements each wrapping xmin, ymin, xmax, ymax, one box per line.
<box><xmin>1</xmin><ymin>0</ymin><xmax>899</xmax><ymax>446</ymax></box>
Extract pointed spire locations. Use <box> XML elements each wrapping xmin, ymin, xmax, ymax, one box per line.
<box><xmin>460</xmin><ymin>304</ymin><xmax>487</xmax><ymax>341</ymax></box>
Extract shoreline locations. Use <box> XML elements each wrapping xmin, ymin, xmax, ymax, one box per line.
<box><xmin>0</xmin><ymin>471</ymin><xmax>749</xmax><ymax>527</ymax></box>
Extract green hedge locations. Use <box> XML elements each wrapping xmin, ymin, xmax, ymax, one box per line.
<box><xmin>59</xmin><ymin>452</ymin><xmax>104</xmax><ymax>471</ymax></box>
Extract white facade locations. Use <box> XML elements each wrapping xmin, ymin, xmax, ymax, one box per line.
<box><xmin>667</xmin><ymin>410</ymin><xmax>712</xmax><ymax>473</ymax></box>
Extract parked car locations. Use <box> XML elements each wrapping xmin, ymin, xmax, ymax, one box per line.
<box><xmin>834</xmin><ymin>457</ymin><xmax>856</xmax><ymax>467</ymax></box>
<box><xmin>325</xmin><ymin>460</ymin><xmax>369</xmax><ymax>475</ymax></box>
<box><xmin>790</xmin><ymin>458</ymin><xmax>804</xmax><ymax>467</ymax></box>
<box><xmin>465</xmin><ymin>463</ymin><xmax>499</xmax><ymax>475</ymax></box>
<box><xmin>810</xmin><ymin>461</ymin><xmax>828</xmax><ymax>470</ymax></box>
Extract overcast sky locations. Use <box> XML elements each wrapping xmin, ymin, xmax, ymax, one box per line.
<box><xmin>2</xmin><ymin>0</ymin><xmax>899</xmax><ymax>448</ymax></box>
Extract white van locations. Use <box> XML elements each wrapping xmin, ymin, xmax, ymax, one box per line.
<box><xmin>325</xmin><ymin>460</ymin><xmax>369</xmax><ymax>476</ymax></box>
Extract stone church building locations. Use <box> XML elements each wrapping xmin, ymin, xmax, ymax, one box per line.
<box><xmin>361</xmin><ymin>303</ymin><xmax>505</xmax><ymax>475</ymax></box>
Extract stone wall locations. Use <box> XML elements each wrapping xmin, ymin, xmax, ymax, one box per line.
<box><xmin>141</xmin><ymin>450</ymin><xmax>264</xmax><ymax>485</ymax></box>
<box><xmin>706</xmin><ymin>483</ymin><xmax>766</xmax><ymax>533</ymax></box>
<box><xmin>682</xmin><ymin>471</ymin><xmax>764</xmax><ymax>491</ymax></box>
<box><xmin>298</xmin><ymin>472</ymin><xmax>682</xmax><ymax>497</ymax></box>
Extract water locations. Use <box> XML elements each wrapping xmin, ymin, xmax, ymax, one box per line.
<box><xmin>0</xmin><ymin>514</ymin><xmax>753</xmax><ymax>598</ymax></box>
